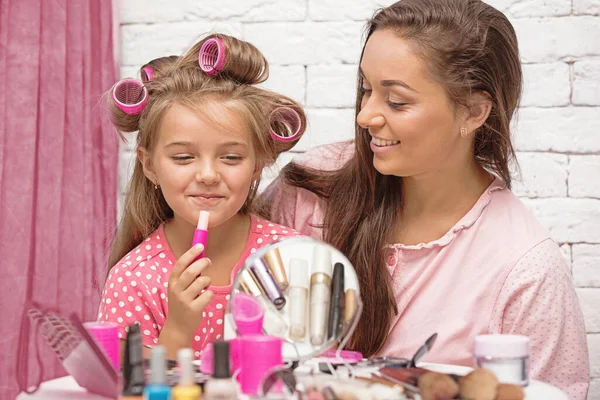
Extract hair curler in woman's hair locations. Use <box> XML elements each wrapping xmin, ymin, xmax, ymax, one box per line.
<box><xmin>111</xmin><ymin>78</ymin><xmax>148</xmax><ymax>115</ymax></box>
<box><xmin>199</xmin><ymin>37</ymin><xmax>227</xmax><ymax>75</ymax></box>
<box><xmin>140</xmin><ymin>66</ymin><xmax>154</xmax><ymax>82</ymax></box>
<box><xmin>269</xmin><ymin>107</ymin><xmax>303</xmax><ymax>142</ymax></box>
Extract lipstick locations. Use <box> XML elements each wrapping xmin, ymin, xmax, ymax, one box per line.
<box><xmin>263</xmin><ymin>248</ymin><xmax>289</xmax><ymax>290</ymax></box>
<box><xmin>192</xmin><ymin>211</ymin><xmax>209</xmax><ymax>259</ymax></box>
<box><xmin>249</xmin><ymin>258</ymin><xmax>286</xmax><ymax>310</ymax></box>
<box><xmin>310</xmin><ymin>246</ymin><xmax>333</xmax><ymax>346</ymax></box>
<box><xmin>327</xmin><ymin>262</ymin><xmax>345</xmax><ymax>340</ymax></box>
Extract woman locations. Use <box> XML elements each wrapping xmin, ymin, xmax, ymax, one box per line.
<box><xmin>261</xmin><ymin>0</ymin><xmax>589</xmax><ymax>398</ymax></box>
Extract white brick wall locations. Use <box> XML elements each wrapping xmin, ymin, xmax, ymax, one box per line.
<box><xmin>117</xmin><ymin>1</ymin><xmax>600</xmax><ymax>397</ymax></box>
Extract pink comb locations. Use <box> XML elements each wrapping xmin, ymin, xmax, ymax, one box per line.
<box><xmin>199</xmin><ymin>37</ymin><xmax>227</xmax><ymax>75</ymax></box>
<box><xmin>269</xmin><ymin>107</ymin><xmax>302</xmax><ymax>142</ymax></box>
<box><xmin>111</xmin><ymin>78</ymin><xmax>148</xmax><ymax>115</ymax></box>
<box><xmin>141</xmin><ymin>66</ymin><xmax>154</xmax><ymax>82</ymax></box>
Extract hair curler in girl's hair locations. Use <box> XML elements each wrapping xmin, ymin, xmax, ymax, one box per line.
<box><xmin>111</xmin><ymin>78</ymin><xmax>148</xmax><ymax>115</ymax></box>
<box><xmin>199</xmin><ymin>37</ymin><xmax>227</xmax><ymax>75</ymax></box>
<box><xmin>140</xmin><ymin>66</ymin><xmax>154</xmax><ymax>82</ymax></box>
<box><xmin>269</xmin><ymin>107</ymin><xmax>303</xmax><ymax>142</ymax></box>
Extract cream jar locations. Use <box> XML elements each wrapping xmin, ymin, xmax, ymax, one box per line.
<box><xmin>474</xmin><ymin>334</ymin><xmax>530</xmax><ymax>386</ymax></box>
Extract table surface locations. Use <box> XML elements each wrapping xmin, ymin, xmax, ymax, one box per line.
<box><xmin>17</xmin><ymin>363</ymin><xmax>568</xmax><ymax>400</ymax></box>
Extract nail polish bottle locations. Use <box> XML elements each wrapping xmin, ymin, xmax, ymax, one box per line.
<box><xmin>204</xmin><ymin>341</ymin><xmax>238</xmax><ymax>400</ymax></box>
<box><xmin>172</xmin><ymin>348</ymin><xmax>201</xmax><ymax>400</ymax></box>
<box><xmin>121</xmin><ymin>324</ymin><xmax>145</xmax><ymax>400</ymax></box>
<box><xmin>143</xmin><ymin>345</ymin><xmax>171</xmax><ymax>400</ymax></box>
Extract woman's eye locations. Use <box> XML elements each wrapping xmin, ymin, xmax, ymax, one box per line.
<box><xmin>387</xmin><ymin>100</ymin><xmax>407</xmax><ymax>110</ymax></box>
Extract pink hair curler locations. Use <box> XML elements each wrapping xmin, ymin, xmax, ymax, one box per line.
<box><xmin>269</xmin><ymin>107</ymin><xmax>302</xmax><ymax>142</ymax></box>
<box><xmin>233</xmin><ymin>292</ymin><xmax>265</xmax><ymax>336</ymax></box>
<box><xmin>111</xmin><ymin>78</ymin><xmax>148</xmax><ymax>115</ymax></box>
<box><xmin>83</xmin><ymin>321</ymin><xmax>120</xmax><ymax>371</ymax></box>
<box><xmin>141</xmin><ymin>66</ymin><xmax>154</xmax><ymax>82</ymax></box>
<box><xmin>237</xmin><ymin>335</ymin><xmax>283</xmax><ymax>395</ymax></box>
<box><xmin>199</xmin><ymin>37</ymin><xmax>227</xmax><ymax>75</ymax></box>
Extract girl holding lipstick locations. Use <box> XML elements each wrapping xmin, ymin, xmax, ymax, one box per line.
<box><xmin>261</xmin><ymin>0</ymin><xmax>589</xmax><ymax>398</ymax></box>
<box><xmin>98</xmin><ymin>33</ymin><xmax>304</xmax><ymax>360</ymax></box>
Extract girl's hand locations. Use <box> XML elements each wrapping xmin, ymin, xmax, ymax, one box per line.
<box><xmin>158</xmin><ymin>244</ymin><xmax>213</xmax><ymax>355</ymax></box>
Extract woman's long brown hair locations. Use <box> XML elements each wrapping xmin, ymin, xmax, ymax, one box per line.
<box><xmin>267</xmin><ymin>0</ymin><xmax>522</xmax><ymax>356</ymax></box>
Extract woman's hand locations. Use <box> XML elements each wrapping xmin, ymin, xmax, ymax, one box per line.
<box><xmin>158</xmin><ymin>243</ymin><xmax>214</xmax><ymax>358</ymax></box>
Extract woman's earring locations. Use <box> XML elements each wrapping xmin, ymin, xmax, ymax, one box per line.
<box><xmin>154</xmin><ymin>181</ymin><xmax>159</xmax><ymax>190</ymax></box>
<box><xmin>460</xmin><ymin>127</ymin><xmax>469</xmax><ymax>138</ymax></box>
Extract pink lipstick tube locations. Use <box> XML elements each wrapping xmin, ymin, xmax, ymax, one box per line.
<box><xmin>192</xmin><ymin>211</ymin><xmax>210</xmax><ymax>260</ymax></box>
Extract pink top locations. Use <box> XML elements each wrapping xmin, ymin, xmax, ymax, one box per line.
<box><xmin>97</xmin><ymin>214</ymin><xmax>300</xmax><ymax>359</ymax></box>
<box><xmin>263</xmin><ymin>142</ymin><xmax>590</xmax><ymax>400</ymax></box>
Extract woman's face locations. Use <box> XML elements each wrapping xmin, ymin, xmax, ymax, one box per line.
<box><xmin>357</xmin><ymin>29</ymin><xmax>471</xmax><ymax>178</ymax></box>
<box><xmin>140</xmin><ymin>102</ymin><xmax>261</xmax><ymax>229</ymax></box>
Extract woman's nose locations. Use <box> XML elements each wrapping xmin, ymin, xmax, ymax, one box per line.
<box><xmin>357</xmin><ymin>98</ymin><xmax>385</xmax><ymax>129</ymax></box>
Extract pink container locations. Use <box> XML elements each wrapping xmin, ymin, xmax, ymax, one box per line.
<box><xmin>233</xmin><ymin>292</ymin><xmax>264</xmax><ymax>335</ymax></box>
<box><xmin>237</xmin><ymin>335</ymin><xmax>283</xmax><ymax>395</ymax></box>
<box><xmin>83</xmin><ymin>322</ymin><xmax>120</xmax><ymax>371</ymax></box>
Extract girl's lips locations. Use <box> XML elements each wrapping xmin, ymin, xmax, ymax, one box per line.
<box><xmin>189</xmin><ymin>195</ymin><xmax>224</xmax><ymax>206</ymax></box>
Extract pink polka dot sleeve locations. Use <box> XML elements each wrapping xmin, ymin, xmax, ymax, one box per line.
<box><xmin>489</xmin><ymin>239</ymin><xmax>590</xmax><ymax>400</ymax></box>
<box><xmin>97</xmin><ymin>265</ymin><xmax>162</xmax><ymax>347</ymax></box>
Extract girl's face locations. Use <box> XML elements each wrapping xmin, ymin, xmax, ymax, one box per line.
<box><xmin>140</xmin><ymin>102</ymin><xmax>261</xmax><ymax>229</ymax></box>
<box><xmin>357</xmin><ymin>29</ymin><xmax>473</xmax><ymax>178</ymax></box>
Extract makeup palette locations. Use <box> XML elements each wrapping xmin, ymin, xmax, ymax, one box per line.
<box><xmin>225</xmin><ymin>237</ymin><xmax>363</xmax><ymax>361</ymax></box>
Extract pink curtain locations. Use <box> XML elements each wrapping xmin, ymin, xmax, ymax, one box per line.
<box><xmin>0</xmin><ymin>0</ymin><xmax>119</xmax><ymax>398</ymax></box>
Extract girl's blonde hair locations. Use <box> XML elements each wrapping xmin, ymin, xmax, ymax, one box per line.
<box><xmin>107</xmin><ymin>33</ymin><xmax>306</xmax><ymax>271</ymax></box>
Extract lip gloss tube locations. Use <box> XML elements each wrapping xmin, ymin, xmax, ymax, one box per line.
<box><xmin>344</xmin><ymin>271</ymin><xmax>359</xmax><ymax>325</ymax></box>
<box><xmin>263</xmin><ymin>248</ymin><xmax>289</xmax><ymax>290</ymax></box>
<box><xmin>239</xmin><ymin>269</ymin><xmax>288</xmax><ymax>336</ymax></box>
<box><xmin>249</xmin><ymin>258</ymin><xmax>286</xmax><ymax>310</ymax></box>
<box><xmin>310</xmin><ymin>246</ymin><xmax>333</xmax><ymax>346</ymax></box>
<box><xmin>288</xmin><ymin>258</ymin><xmax>309</xmax><ymax>340</ymax></box>
<box><xmin>192</xmin><ymin>211</ymin><xmax>210</xmax><ymax>260</ymax></box>
<box><xmin>327</xmin><ymin>262</ymin><xmax>345</xmax><ymax>340</ymax></box>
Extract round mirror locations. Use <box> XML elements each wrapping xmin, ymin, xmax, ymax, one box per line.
<box><xmin>224</xmin><ymin>237</ymin><xmax>363</xmax><ymax>361</ymax></box>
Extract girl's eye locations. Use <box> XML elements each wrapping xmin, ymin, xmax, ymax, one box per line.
<box><xmin>359</xmin><ymin>87</ymin><xmax>372</xmax><ymax>95</ymax></box>
<box><xmin>223</xmin><ymin>155</ymin><xmax>243</xmax><ymax>162</ymax></box>
<box><xmin>171</xmin><ymin>155</ymin><xmax>193</xmax><ymax>162</ymax></box>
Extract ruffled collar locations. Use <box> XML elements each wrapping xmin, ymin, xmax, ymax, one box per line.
<box><xmin>387</xmin><ymin>176</ymin><xmax>506</xmax><ymax>251</ymax></box>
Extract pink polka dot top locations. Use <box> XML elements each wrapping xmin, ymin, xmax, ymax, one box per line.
<box><xmin>97</xmin><ymin>214</ymin><xmax>300</xmax><ymax>358</ymax></box>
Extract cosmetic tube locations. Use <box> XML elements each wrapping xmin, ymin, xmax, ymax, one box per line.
<box><xmin>143</xmin><ymin>345</ymin><xmax>171</xmax><ymax>400</ymax></box>
<box><xmin>328</xmin><ymin>262</ymin><xmax>345</xmax><ymax>340</ymax></box>
<box><xmin>288</xmin><ymin>258</ymin><xmax>309</xmax><ymax>340</ymax></box>
<box><xmin>310</xmin><ymin>246</ymin><xmax>332</xmax><ymax>346</ymax></box>
<box><xmin>172</xmin><ymin>348</ymin><xmax>201</xmax><ymax>400</ymax></box>
<box><xmin>263</xmin><ymin>248</ymin><xmax>289</xmax><ymax>290</ymax></box>
<box><xmin>344</xmin><ymin>272</ymin><xmax>359</xmax><ymax>325</ymax></box>
<box><xmin>239</xmin><ymin>269</ymin><xmax>288</xmax><ymax>336</ymax></box>
<box><xmin>204</xmin><ymin>341</ymin><xmax>238</xmax><ymax>400</ymax></box>
<box><xmin>121</xmin><ymin>324</ymin><xmax>145</xmax><ymax>400</ymax></box>
<box><xmin>192</xmin><ymin>211</ymin><xmax>209</xmax><ymax>260</ymax></box>
<box><xmin>249</xmin><ymin>258</ymin><xmax>286</xmax><ymax>310</ymax></box>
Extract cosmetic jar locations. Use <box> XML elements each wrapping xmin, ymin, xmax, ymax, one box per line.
<box><xmin>474</xmin><ymin>334</ymin><xmax>530</xmax><ymax>386</ymax></box>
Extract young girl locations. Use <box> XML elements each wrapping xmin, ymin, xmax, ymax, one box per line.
<box><xmin>98</xmin><ymin>33</ymin><xmax>306</xmax><ymax>360</ymax></box>
<box><xmin>261</xmin><ymin>0</ymin><xmax>589</xmax><ymax>398</ymax></box>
